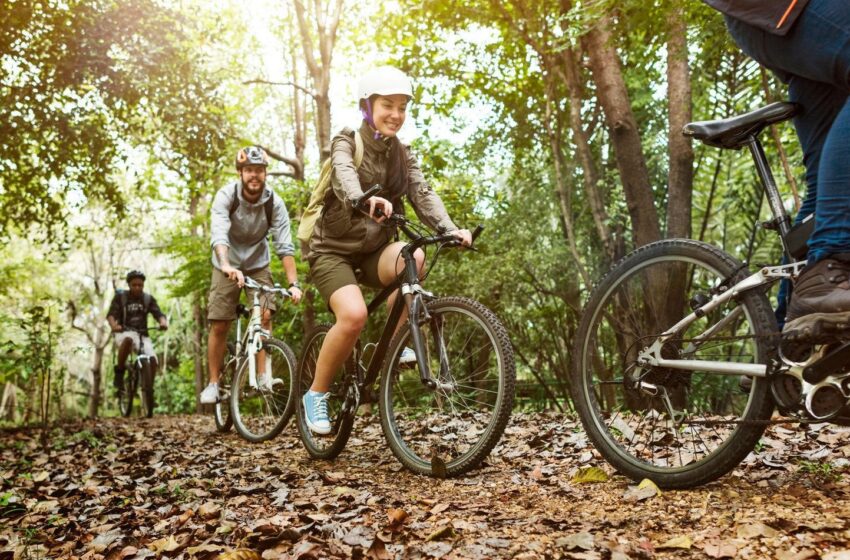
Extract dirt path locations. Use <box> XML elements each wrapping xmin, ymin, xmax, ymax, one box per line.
<box><xmin>2</xmin><ymin>413</ymin><xmax>850</xmax><ymax>559</ymax></box>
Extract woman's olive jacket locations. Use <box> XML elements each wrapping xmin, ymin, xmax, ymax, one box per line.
<box><xmin>309</xmin><ymin>121</ymin><xmax>457</xmax><ymax>258</ymax></box>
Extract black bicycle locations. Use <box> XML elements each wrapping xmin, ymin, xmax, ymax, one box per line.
<box><xmin>296</xmin><ymin>186</ymin><xmax>516</xmax><ymax>477</ymax></box>
<box><xmin>117</xmin><ymin>327</ymin><xmax>159</xmax><ymax>418</ymax></box>
<box><xmin>571</xmin><ymin>101</ymin><xmax>850</xmax><ymax>489</ymax></box>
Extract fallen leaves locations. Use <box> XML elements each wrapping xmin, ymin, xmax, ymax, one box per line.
<box><xmin>571</xmin><ymin>466</ymin><xmax>609</xmax><ymax>484</ymax></box>
<box><xmin>6</xmin><ymin>413</ymin><xmax>850</xmax><ymax>559</ymax></box>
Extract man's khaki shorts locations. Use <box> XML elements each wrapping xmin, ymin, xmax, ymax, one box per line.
<box><xmin>308</xmin><ymin>247</ymin><xmax>387</xmax><ymax>306</ymax></box>
<box><xmin>114</xmin><ymin>331</ymin><xmax>154</xmax><ymax>355</ymax></box>
<box><xmin>207</xmin><ymin>266</ymin><xmax>277</xmax><ymax>321</ymax></box>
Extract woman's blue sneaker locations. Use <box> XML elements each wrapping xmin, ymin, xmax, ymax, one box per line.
<box><xmin>303</xmin><ymin>390</ymin><xmax>331</xmax><ymax>434</ymax></box>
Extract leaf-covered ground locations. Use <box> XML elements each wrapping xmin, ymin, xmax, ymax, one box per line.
<box><xmin>3</xmin><ymin>413</ymin><xmax>850</xmax><ymax>559</ymax></box>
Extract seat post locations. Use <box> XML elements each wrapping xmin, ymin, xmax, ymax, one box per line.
<box><xmin>745</xmin><ymin>136</ymin><xmax>793</xmax><ymax>247</ymax></box>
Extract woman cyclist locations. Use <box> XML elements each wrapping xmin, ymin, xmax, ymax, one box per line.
<box><xmin>302</xmin><ymin>66</ymin><xmax>472</xmax><ymax>434</ymax></box>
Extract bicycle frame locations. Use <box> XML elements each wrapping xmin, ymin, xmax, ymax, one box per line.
<box><xmin>637</xmin><ymin>135</ymin><xmax>806</xmax><ymax>379</ymax></box>
<box><xmin>357</xmin><ymin>241</ymin><xmax>439</xmax><ymax>391</ymax></box>
<box><xmin>227</xmin><ymin>277</ymin><xmax>289</xmax><ymax>391</ymax></box>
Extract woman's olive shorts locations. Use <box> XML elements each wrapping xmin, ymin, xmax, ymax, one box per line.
<box><xmin>308</xmin><ymin>247</ymin><xmax>389</xmax><ymax>305</ymax></box>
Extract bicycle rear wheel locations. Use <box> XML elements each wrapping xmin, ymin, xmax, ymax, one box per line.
<box><xmin>139</xmin><ymin>360</ymin><xmax>154</xmax><ymax>418</ymax></box>
<box><xmin>214</xmin><ymin>342</ymin><xmax>235</xmax><ymax>433</ymax></box>
<box><xmin>571</xmin><ymin>239</ymin><xmax>777</xmax><ymax>488</ymax></box>
<box><xmin>380</xmin><ymin>296</ymin><xmax>516</xmax><ymax>477</ymax></box>
<box><xmin>230</xmin><ymin>338</ymin><xmax>296</xmax><ymax>443</ymax></box>
<box><xmin>295</xmin><ymin>324</ymin><xmax>357</xmax><ymax>460</ymax></box>
<box><xmin>118</xmin><ymin>365</ymin><xmax>136</xmax><ymax>418</ymax></box>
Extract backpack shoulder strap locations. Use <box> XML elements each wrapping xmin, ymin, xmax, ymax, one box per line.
<box><xmin>264</xmin><ymin>189</ymin><xmax>274</xmax><ymax>229</ymax></box>
<box><xmin>229</xmin><ymin>183</ymin><xmax>239</xmax><ymax>216</ymax></box>
<box><xmin>143</xmin><ymin>292</ymin><xmax>152</xmax><ymax>313</ymax></box>
<box><xmin>353</xmin><ymin>130</ymin><xmax>364</xmax><ymax>169</ymax></box>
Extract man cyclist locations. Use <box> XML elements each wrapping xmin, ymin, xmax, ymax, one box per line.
<box><xmin>200</xmin><ymin>145</ymin><xmax>303</xmax><ymax>404</ymax></box>
<box><xmin>705</xmin><ymin>0</ymin><xmax>850</xmax><ymax>341</ymax></box>
<box><xmin>106</xmin><ymin>270</ymin><xmax>168</xmax><ymax>394</ymax></box>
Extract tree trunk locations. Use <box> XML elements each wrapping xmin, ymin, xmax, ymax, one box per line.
<box><xmin>558</xmin><ymin>45</ymin><xmax>615</xmax><ymax>261</ymax></box>
<box><xmin>666</xmin><ymin>0</ymin><xmax>694</xmax><ymax>239</ymax></box>
<box><xmin>88</xmin><ymin>337</ymin><xmax>106</xmax><ymax>418</ymax></box>
<box><xmin>293</xmin><ymin>0</ymin><xmax>344</xmax><ymax>163</ymax></box>
<box><xmin>583</xmin><ymin>15</ymin><xmax>661</xmax><ymax>249</ymax></box>
<box><xmin>0</xmin><ymin>383</ymin><xmax>17</xmax><ymax>422</ymax></box>
<box><xmin>543</xmin><ymin>76</ymin><xmax>592</xmax><ymax>288</ymax></box>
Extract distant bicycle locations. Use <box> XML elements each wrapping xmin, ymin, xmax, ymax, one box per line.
<box><xmin>117</xmin><ymin>327</ymin><xmax>159</xmax><ymax>418</ymax></box>
<box><xmin>214</xmin><ymin>276</ymin><xmax>297</xmax><ymax>443</ymax></box>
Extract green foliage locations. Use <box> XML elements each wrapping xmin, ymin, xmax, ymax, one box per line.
<box><xmin>154</xmin><ymin>358</ymin><xmax>196</xmax><ymax>415</ymax></box>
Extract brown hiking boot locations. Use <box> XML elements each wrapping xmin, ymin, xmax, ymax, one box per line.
<box><xmin>784</xmin><ymin>256</ymin><xmax>850</xmax><ymax>342</ymax></box>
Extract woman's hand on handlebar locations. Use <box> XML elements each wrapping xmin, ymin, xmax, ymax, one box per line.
<box><xmin>450</xmin><ymin>229</ymin><xmax>473</xmax><ymax>247</ymax></box>
<box><xmin>361</xmin><ymin>196</ymin><xmax>392</xmax><ymax>223</ymax></box>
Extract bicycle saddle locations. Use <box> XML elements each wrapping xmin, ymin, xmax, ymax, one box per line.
<box><xmin>683</xmin><ymin>101</ymin><xmax>800</xmax><ymax>149</ymax></box>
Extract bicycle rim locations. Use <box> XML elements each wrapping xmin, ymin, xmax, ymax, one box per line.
<box><xmin>140</xmin><ymin>362</ymin><xmax>154</xmax><ymax>418</ymax></box>
<box><xmin>295</xmin><ymin>325</ymin><xmax>356</xmax><ymax>460</ymax></box>
<box><xmin>571</xmin><ymin>239</ymin><xmax>776</xmax><ymax>488</ymax></box>
<box><xmin>380</xmin><ymin>297</ymin><xmax>515</xmax><ymax>477</ymax></box>
<box><xmin>231</xmin><ymin>338</ymin><xmax>296</xmax><ymax>443</ymax></box>
<box><xmin>119</xmin><ymin>368</ymin><xmax>135</xmax><ymax>417</ymax></box>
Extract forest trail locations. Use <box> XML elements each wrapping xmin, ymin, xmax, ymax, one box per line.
<box><xmin>3</xmin><ymin>413</ymin><xmax>850</xmax><ymax>559</ymax></box>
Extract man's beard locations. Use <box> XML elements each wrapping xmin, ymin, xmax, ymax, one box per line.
<box><xmin>242</xmin><ymin>178</ymin><xmax>265</xmax><ymax>199</ymax></box>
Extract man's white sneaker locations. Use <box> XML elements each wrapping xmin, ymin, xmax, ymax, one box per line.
<box><xmin>257</xmin><ymin>372</ymin><xmax>273</xmax><ymax>391</ymax></box>
<box><xmin>200</xmin><ymin>383</ymin><xmax>220</xmax><ymax>404</ymax></box>
<box><xmin>398</xmin><ymin>347</ymin><xmax>417</xmax><ymax>365</ymax></box>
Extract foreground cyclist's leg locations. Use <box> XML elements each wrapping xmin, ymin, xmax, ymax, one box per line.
<box><xmin>726</xmin><ymin>3</ymin><xmax>850</xmax><ymax>338</ymax></box>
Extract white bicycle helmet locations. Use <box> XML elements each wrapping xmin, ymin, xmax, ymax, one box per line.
<box><xmin>357</xmin><ymin>66</ymin><xmax>413</xmax><ymax>102</ymax></box>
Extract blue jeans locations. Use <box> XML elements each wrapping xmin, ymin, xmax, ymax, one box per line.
<box><xmin>726</xmin><ymin>0</ymin><xmax>850</xmax><ymax>324</ymax></box>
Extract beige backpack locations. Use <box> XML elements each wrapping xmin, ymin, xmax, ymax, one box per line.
<box><xmin>297</xmin><ymin>131</ymin><xmax>364</xmax><ymax>245</ymax></box>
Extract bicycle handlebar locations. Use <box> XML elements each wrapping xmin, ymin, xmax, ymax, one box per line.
<box><xmin>354</xmin><ymin>185</ymin><xmax>484</xmax><ymax>250</ymax></box>
<box><xmin>243</xmin><ymin>275</ymin><xmax>291</xmax><ymax>298</ymax></box>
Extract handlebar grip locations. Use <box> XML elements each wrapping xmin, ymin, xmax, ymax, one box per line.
<box><xmin>355</xmin><ymin>184</ymin><xmax>382</xmax><ymax>210</ymax></box>
<box><xmin>471</xmin><ymin>225</ymin><xmax>484</xmax><ymax>242</ymax></box>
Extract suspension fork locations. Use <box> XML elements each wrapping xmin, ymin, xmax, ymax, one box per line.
<box><xmin>403</xmin><ymin>289</ymin><xmax>435</xmax><ymax>388</ymax></box>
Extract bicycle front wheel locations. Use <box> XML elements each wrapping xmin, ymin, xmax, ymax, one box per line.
<box><xmin>571</xmin><ymin>239</ymin><xmax>777</xmax><ymax>489</ymax></box>
<box><xmin>295</xmin><ymin>324</ymin><xmax>357</xmax><ymax>460</ymax></box>
<box><xmin>214</xmin><ymin>342</ymin><xmax>235</xmax><ymax>433</ymax></box>
<box><xmin>230</xmin><ymin>338</ymin><xmax>296</xmax><ymax>443</ymax></box>
<box><xmin>118</xmin><ymin>366</ymin><xmax>136</xmax><ymax>418</ymax></box>
<box><xmin>140</xmin><ymin>361</ymin><xmax>154</xmax><ymax>419</ymax></box>
<box><xmin>380</xmin><ymin>296</ymin><xmax>515</xmax><ymax>477</ymax></box>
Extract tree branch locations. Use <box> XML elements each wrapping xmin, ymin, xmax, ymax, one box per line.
<box><xmin>242</xmin><ymin>79</ymin><xmax>316</xmax><ymax>99</ymax></box>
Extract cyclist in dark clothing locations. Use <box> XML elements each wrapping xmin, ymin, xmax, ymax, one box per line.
<box><xmin>106</xmin><ymin>270</ymin><xmax>168</xmax><ymax>391</ymax></box>
<box><xmin>706</xmin><ymin>0</ymin><xmax>850</xmax><ymax>341</ymax></box>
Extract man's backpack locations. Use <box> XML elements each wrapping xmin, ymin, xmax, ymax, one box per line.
<box><xmin>230</xmin><ymin>184</ymin><xmax>275</xmax><ymax>232</ymax></box>
<box><xmin>117</xmin><ymin>290</ymin><xmax>152</xmax><ymax>326</ymax></box>
<box><xmin>296</xmin><ymin>130</ymin><xmax>364</xmax><ymax>245</ymax></box>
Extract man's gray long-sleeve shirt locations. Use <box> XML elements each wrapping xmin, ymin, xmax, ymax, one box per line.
<box><xmin>210</xmin><ymin>182</ymin><xmax>295</xmax><ymax>271</ymax></box>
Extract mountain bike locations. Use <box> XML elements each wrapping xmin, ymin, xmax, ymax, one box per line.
<box><xmin>117</xmin><ymin>327</ymin><xmax>160</xmax><ymax>418</ymax></box>
<box><xmin>214</xmin><ymin>276</ymin><xmax>297</xmax><ymax>443</ymax></box>
<box><xmin>570</xmin><ymin>101</ymin><xmax>850</xmax><ymax>489</ymax></box>
<box><xmin>296</xmin><ymin>186</ymin><xmax>516</xmax><ymax>477</ymax></box>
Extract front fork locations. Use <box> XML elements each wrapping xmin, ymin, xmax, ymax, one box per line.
<box><xmin>403</xmin><ymin>287</ymin><xmax>452</xmax><ymax>391</ymax></box>
<box><xmin>247</xmin><ymin>325</ymin><xmax>271</xmax><ymax>389</ymax></box>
